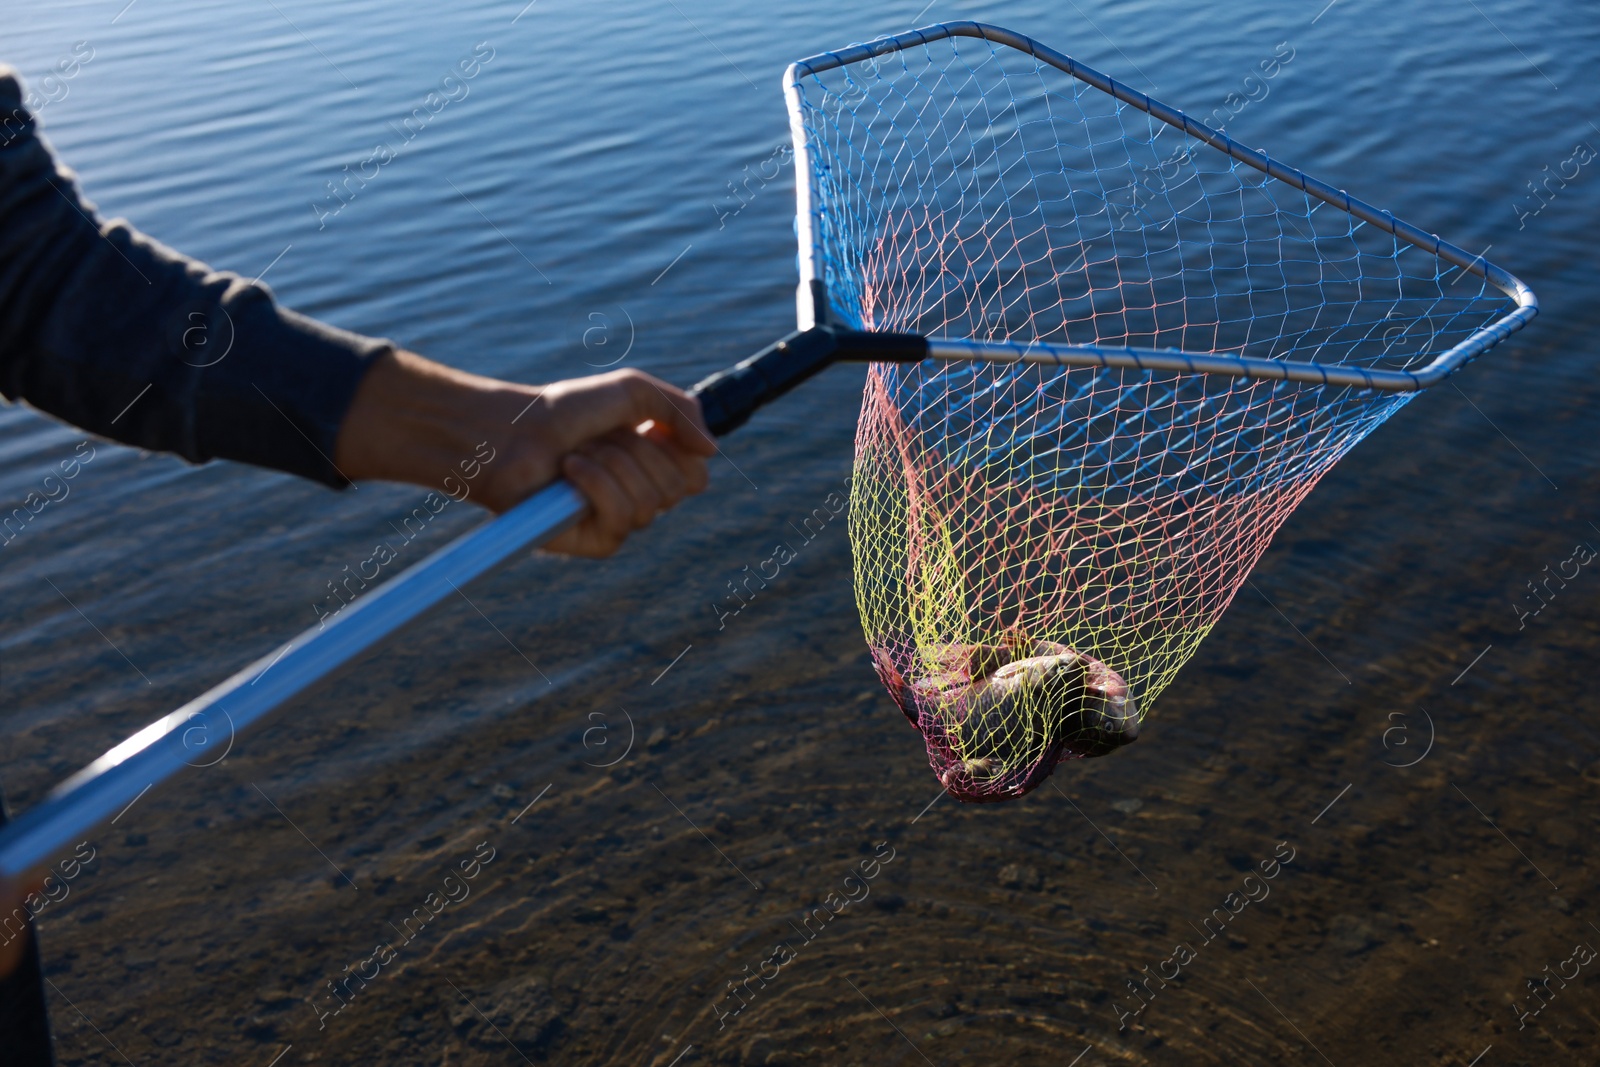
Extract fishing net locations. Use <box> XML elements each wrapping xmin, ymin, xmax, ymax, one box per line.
<box><xmin>785</xmin><ymin>25</ymin><xmax>1522</xmax><ymax>801</ymax></box>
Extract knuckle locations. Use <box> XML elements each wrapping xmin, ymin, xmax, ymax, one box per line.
<box><xmin>617</xmin><ymin>368</ymin><xmax>652</xmax><ymax>396</ymax></box>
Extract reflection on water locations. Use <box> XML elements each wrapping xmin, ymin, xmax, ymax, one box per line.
<box><xmin>4</xmin><ymin>0</ymin><xmax>1599</xmax><ymax>1063</ymax></box>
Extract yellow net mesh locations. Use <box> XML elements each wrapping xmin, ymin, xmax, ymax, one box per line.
<box><xmin>785</xmin><ymin>29</ymin><xmax>1515</xmax><ymax>800</ymax></box>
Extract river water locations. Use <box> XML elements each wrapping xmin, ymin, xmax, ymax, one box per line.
<box><xmin>4</xmin><ymin>0</ymin><xmax>1599</xmax><ymax>1064</ymax></box>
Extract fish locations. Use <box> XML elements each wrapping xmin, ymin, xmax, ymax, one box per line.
<box><xmin>903</xmin><ymin>638</ymin><xmax>1139</xmax><ymax>802</ymax></box>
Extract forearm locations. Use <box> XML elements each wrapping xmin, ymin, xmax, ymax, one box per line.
<box><xmin>0</xmin><ymin>65</ymin><xmax>713</xmax><ymax>552</ymax></box>
<box><xmin>335</xmin><ymin>351</ymin><xmax>715</xmax><ymax>553</ymax></box>
<box><xmin>334</xmin><ymin>349</ymin><xmax>541</xmax><ymax>499</ymax></box>
<box><xmin>0</xmin><ymin>66</ymin><xmax>389</xmax><ymax>487</ymax></box>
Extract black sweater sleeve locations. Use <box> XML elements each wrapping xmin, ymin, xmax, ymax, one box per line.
<box><xmin>0</xmin><ymin>65</ymin><xmax>391</xmax><ymax>488</ymax></box>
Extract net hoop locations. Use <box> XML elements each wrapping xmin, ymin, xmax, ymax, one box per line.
<box><xmin>783</xmin><ymin>20</ymin><xmax>1536</xmax><ymax>392</ymax></box>
<box><xmin>786</xmin><ymin>21</ymin><xmax>1537</xmax><ymax>800</ymax></box>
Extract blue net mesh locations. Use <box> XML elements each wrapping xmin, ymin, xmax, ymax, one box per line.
<box><xmin>786</xmin><ymin>26</ymin><xmax>1519</xmax><ymax>800</ymax></box>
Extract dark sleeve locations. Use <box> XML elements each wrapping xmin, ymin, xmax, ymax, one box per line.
<box><xmin>0</xmin><ymin>65</ymin><xmax>392</xmax><ymax>488</ymax></box>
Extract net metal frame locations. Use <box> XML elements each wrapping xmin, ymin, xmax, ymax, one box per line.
<box><xmin>782</xmin><ymin>22</ymin><xmax>1537</xmax><ymax>801</ymax></box>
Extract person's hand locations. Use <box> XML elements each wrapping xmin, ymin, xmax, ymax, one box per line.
<box><xmin>481</xmin><ymin>368</ymin><xmax>715</xmax><ymax>556</ymax></box>
<box><xmin>335</xmin><ymin>352</ymin><xmax>715</xmax><ymax>557</ymax></box>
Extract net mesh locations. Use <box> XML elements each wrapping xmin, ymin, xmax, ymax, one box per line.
<box><xmin>787</xmin><ymin>29</ymin><xmax>1516</xmax><ymax>801</ymax></box>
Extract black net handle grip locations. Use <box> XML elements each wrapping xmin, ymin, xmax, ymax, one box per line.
<box><xmin>690</xmin><ymin>327</ymin><xmax>927</xmax><ymax>436</ymax></box>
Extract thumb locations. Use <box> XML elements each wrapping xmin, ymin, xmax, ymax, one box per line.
<box><xmin>551</xmin><ymin>370</ymin><xmax>715</xmax><ymax>455</ymax></box>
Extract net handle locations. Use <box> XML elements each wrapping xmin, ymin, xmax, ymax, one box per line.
<box><xmin>782</xmin><ymin>21</ymin><xmax>1539</xmax><ymax>391</ymax></box>
<box><xmin>0</xmin><ymin>325</ymin><xmax>932</xmax><ymax>884</ymax></box>
<box><xmin>691</xmin><ymin>325</ymin><xmax>925</xmax><ymax>434</ymax></box>
<box><xmin>0</xmin><ymin>293</ymin><xmax>1475</xmax><ymax>881</ymax></box>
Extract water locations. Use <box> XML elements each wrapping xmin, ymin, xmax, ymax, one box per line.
<box><xmin>3</xmin><ymin>0</ymin><xmax>1598</xmax><ymax>1063</ymax></box>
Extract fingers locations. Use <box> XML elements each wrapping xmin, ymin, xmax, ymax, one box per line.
<box><xmin>556</xmin><ymin>454</ymin><xmax>630</xmax><ymax>558</ymax></box>
<box><xmin>640</xmin><ymin>421</ymin><xmax>710</xmax><ymax>495</ymax></box>
<box><xmin>619</xmin><ymin>372</ymin><xmax>717</xmax><ymax>456</ymax></box>
<box><xmin>612</xmin><ymin>430</ymin><xmax>689</xmax><ymax>511</ymax></box>
<box><xmin>587</xmin><ymin>432</ymin><xmax>667</xmax><ymax>531</ymax></box>
<box><xmin>484</xmin><ymin>368</ymin><xmax>716</xmax><ymax>554</ymax></box>
<box><xmin>552</xmin><ymin>429</ymin><xmax>709</xmax><ymax>558</ymax></box>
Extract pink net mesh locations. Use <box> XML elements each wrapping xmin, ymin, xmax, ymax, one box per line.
<box><xmin>785</xmin><ymin>28</ymin><xmax>1516</xmax><ymax>800</ymax></box>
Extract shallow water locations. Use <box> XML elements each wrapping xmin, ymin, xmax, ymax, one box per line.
<box><xmin>4</xmin><ymin>0</ymin><xmax>1599</xmax><ymax>1064</ymax></box>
